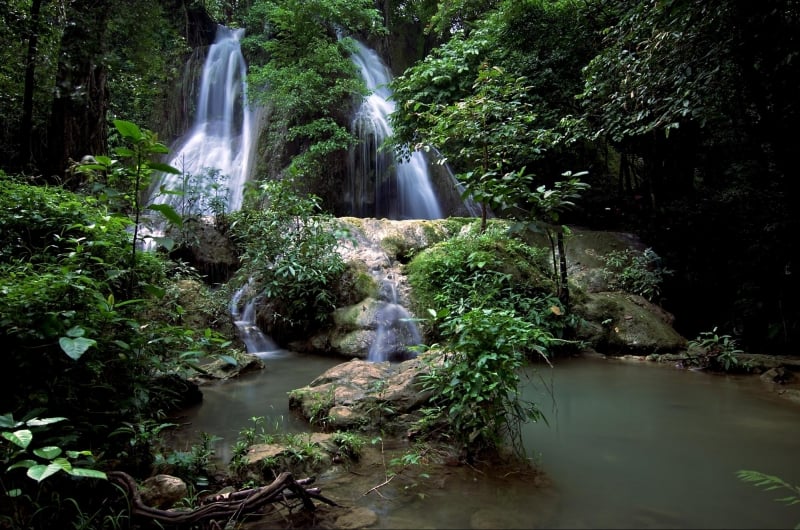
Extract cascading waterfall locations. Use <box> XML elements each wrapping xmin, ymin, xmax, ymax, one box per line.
<box><xmin>230</xmin><ymin>280</ymin><xmax>286</xmax><ymax>359</ymax></box>
<box><xmin>367</xmin><ymin>271</ymin><xmax>422</xmax><ymax>363</ymax></box>
<box><xmin>144</xmin><ymin>25</ymin><xmax>274</xmax><ymax>359</ymax></box>
<box><xmin>147</xmin><ymin>25</ymin><xmax>256</xmax><ymax>217</ymax></box>
<box><xmin>346</xmin><ymin>40</ymin><xmax>443</xmax><ymax>220</ymax></box>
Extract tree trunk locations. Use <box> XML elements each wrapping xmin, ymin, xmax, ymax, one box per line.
<box><xmin>557</xmin><ymin>226</ymin><xmax>569</xmax><ymax>305</ymax></box>
<box><xmin>45</xmin><ymin>0</ymin><xmax>112</xmax><ymax>182</ymax></box>
<box><xmin>19</xmin><ymin>0</ymin><xmax>43</xmax><ymax>170</ymax></box>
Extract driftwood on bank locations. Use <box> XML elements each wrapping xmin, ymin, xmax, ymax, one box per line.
<box><xmin>109</xmin><ymin>470</ymin><xmax>338</xmax><ymax>528</ymax></box>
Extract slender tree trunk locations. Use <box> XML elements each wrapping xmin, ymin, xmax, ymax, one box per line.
<box><xmin>19</xmin><ymin>0</ymin><xmax>43</xmax><ymax>170</ymax></box>
<box><xmin>45</xmin><ymin>0</ymin><xmax>112</xmax><ymax>182</ymax></box>
<box><xmin>557</xmin><ymin>226</ymin><xmax>569</xmax><ymax>305</ymax></box>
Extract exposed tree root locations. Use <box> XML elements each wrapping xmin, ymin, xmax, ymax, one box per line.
<box><xmin>109</xmin><ymin>470</ymin><xmax>338</xmax><ymax>528</ymax></box>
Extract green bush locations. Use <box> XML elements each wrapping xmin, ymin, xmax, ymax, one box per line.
<box><xmin>598</xmin><ymin>247</ymin><xmax>672</xmax><ymax>302</ymax></box>
<box><xmin>229</xmin><ymin>177</ymin><xmax>347</xmax><ymax>340</ymax></box>
<box><xmin>406</xmin><ymin>223</ymin><xmax>566</xmax><ymax>342</ymax></box>
<box><xmin>406</xmin><ymin>224</ymin><xmax>575</xmax><ymax>459</ymax></box>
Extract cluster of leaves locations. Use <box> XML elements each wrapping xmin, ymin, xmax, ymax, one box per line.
<box><xmin>686</xmin><ymin>327</ymin><xmax>749</xmax><ymax>373</ymax></box>
<box><xmin>737</xmin><ymin>469</ymin><xmax>800</xmax><ymax>524</ymax></box>
<box><xmin>239</xmin><ymin>0</ymin><xmax>385</xmax><ymax>191</ymax></box>
<box><xmin>406</xmin><ymin>222</ymin><xmax>567</xmax><ymax>342</ymax></box>
<box><xmin>228</xmin><ymin>177</ymin><xmax>347</xmax><ymax>340</ymax></box>
<box><xmin>597</xmin><ymin>247</ymin><xmax>673</xmax><ymax>302</ymax></box>
<box><xmin>406</xmin><ymin>223</ymin><xmax>578</xmax><ymax>457</ymax></box>
<box><xmin>0</xmin><ymin>412</ymin><xmax>110</xmax><ymax>529</ymax></box>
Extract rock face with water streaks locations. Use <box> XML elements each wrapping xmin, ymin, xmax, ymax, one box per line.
<box><xmin>177</xmin><ymin>216</ymin><xmax>688</xmax><ymax>360</ymax></box>
<box><xmin>288</xmin><ymin>217</ymin><xmax>462</xmax><ymax>360</ymax></box>
<box><xmin>287</xmin><ymin>217</ymin><xmax>687</xmax><ymax>360</ymax></box>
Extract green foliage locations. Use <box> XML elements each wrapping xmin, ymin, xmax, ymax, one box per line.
<box><xmin>578</xmin><ymin>1</ymin><xmax>735</xmax><ymax>142</ymax></box>
<box><xmin>331</xmin><ymin>431</ymin><xmax>365</xmax><ymax>460</ymax></box>
<box><xmin>240</xmin><ymin>0</ymin><xmax>385</xmax><ymax>188</ymax></box>
<box><xmin>406</xmin><ymin>225</ymin><xmax>573</xmax><ymax>457</ymax></box>
<box><xmin>737</xmin><ymin>470</ymin><xmax>800</xmax><ymax>509</ymax></box>
<box><xmin>0</xmin><ymin>413</ymin><xmax>111</xmax><ymax>530</ymax></box>
<box><xmin>1</xmin><ymin>414</ymin><xmax>106</xmax><ymax>487</ymax></box>
<box><xmin>399</xmin><ymin>62</ymin><xmax>551</xmax><ymax>229</ymax></box>
<box><xmin>597</xmin><ymin>247</ymin><xmax>672</xmax><ymax>302</ymax></box>
<box><xmin>109</xmin><ymin>419</ymin><xmax>177</xmax><ymax>474</ymax></box>
<box><xmin>419</xmin><ymin>308</ymin><xmax>549</xmax><ymax>457</ymax></box>
<box><xmin>229</xmin><ymin>177</ymin><xmax>347</xmax><ymax>339</ymax></box>
<box><xmin>154</xmin><ymin>432</ymin><xmax>221</xmax><ymax>488</ymax></box>
<box><xmin>77</xmin><ymin>120</ymin><xmax>180</xmax><ymax>262</ymax></box>
<box><xmin>686</xmin><ymin>327</ymin><xmax>749</xmax><ymax>373</ymax></box>
<box><xmin>406</xmin><ymin>224</ymin><xmax>568</xmax><ymax>343</ymax></box>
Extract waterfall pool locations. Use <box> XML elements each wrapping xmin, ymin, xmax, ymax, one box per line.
<box><xmin>169</xmin><ymin>354</ymin><xmax>800</xmax><ymax>529</ymax></box>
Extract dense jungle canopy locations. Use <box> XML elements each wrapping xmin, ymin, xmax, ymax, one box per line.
<box><xmin>2</xmin><ymin>0</ymin><xmax>797</xmax><ymax>353</ymax></box>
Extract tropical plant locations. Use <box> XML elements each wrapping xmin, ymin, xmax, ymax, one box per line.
<box><xmin>1</xmin><ymin>414</ymin><xmax>106</xmax><ymax>487</ymax></box>
<box><xmin>687</xmin><ymin>326</ymin><xmax>748</xmax><ymax>372</ymax></box>
<box><xmin>240</xmin><ymin>0</ymin><xmax>385</xmax><ymax>191</ymax></box>
<box><xmin>597</xmin><ymin>247</ymin><xmax>673</xmax><ymax>302</ymax></box>
<box><xmin>737</xmin><ymin>470</ymin><xmax>800</xmax><ymax>529</ymax></box>
<box><xmin>419</xmin><ymin>307</ymin><xmax>551</xmax><ymax>459</ymax></box>
<box><xmin>229</xmin><ymin>177</ymin><xmax>347</xmax><ymax>340</ymax></box>
<box><xmin>405</xmin><ymin>223</ymin><xmax>567</xmax><ymax>344</ymax></box>
<box><xmin>406</xmin><ymin>225</ymin><xmax>569</xmax><ymax>458</ymax></box>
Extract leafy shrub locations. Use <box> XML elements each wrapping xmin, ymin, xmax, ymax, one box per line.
<box><xmin>598</xmin><ymin>247</ymin><xmax>672</xmax><ymax>302</ymax></box>
<box><xmin>406</xmin><ymin>223</ymin><xmax>570</xmax><ymax>343</ymax></box>
<box><xmin>420</xmin><ymin>308</ymin><xmax>550</xmax><ymax>458</ymax></box>
<box><xmin>406</xmin><ymin>224</ymin><xmax>574</xmax><ymax>459</ymax></box>
<box><xmin>686</xmin><ymin>326</ymin><xmax>750</xmax><ymax>372</ymax></box>
<box><xmin>229</xmin><ymin>177</ymin><xmax>347</xmax><ymax>340</ymax></box>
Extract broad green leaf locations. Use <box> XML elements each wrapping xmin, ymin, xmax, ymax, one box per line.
<box><xmin>151</xmin><ymin>236</ymin><xmax>175</xmax><ymax>252</ymax></box>
<box><xmin>113</xmin><ymin>119</ymin><xmax>143</xmax><ymax>141</ymax></box>
<box><xmin>0</xmin><ymin>413</ymin><xmax>20</xmax><ymax>428</ymax></box>
<box><xmin>27</xmin><ymin>462</ymin><xmax>63</xmax><ymax>482</ymax></box>
<box><xmin>65</xmin><ymin>326</ymin><xmax>85</xmax><ymax>338</ymax></box>
<box><xmin>59</xmin><ymin>336</ymin><xmax>97</xmax><ymax>361</ymax></box>
<box><xmin>149</xmin><ymin>161</ymin><xmax>180</xmax><ymax>174</ymax></box>
<box><xmin>68</xmin><ymin>468</ymin><xmax>107</xmax><ymax>479</ymax></box>
<box><xmin>114</xmin><ymin>146</ymin><xmax>135</xmax><ymax>157</ymax></box>
<box><xmin>147</xmin><ymin>204</ymin><xmax>183</xmax><ymax>227</ymax></box>
<box><xmin>33</xmin><ymin>446</ymin><xmax>62</xmax><ymax>459</ymax></box>
<box><xmin>7</xmin><ymin>459</ymin><xmax>37</xmax><ymax>471</ymax></box>
<box><xmin>66</xmin><ymin>450</ymin><xmax>93</xmax><ymax>458</ymax></box>
<box><xmin>220</xmin><ymin>355</ymin><xmax>238</xmax><ymax>367</ymax></box>
<box><xmin>25</xmin><ymin>416</ymin><xmax>67</xmax><ymax>427</ymax></box>
<box><xmin>3</xmin><ymin>429</ymin><xmax>33</xmax><ymax>449</ymax></box>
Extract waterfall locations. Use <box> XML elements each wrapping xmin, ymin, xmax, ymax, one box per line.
<box><xmin>230</xmin><ymin>280</ymin><xmax>287</xmax><ymax>359</ymax></box>
<box><xmin>367</xmin><ymin>271</ymin><xmax>422</xmax><ymax>363</ymax></box>
<box><xmin>346</xmin><ymin>41</ymin><xmax>443</xmax><ymax>220</ymax></box>
<box><xmin>147</xmin><ymin>25</ymin><xmax>257</xmax><ymax>218</ymax></box>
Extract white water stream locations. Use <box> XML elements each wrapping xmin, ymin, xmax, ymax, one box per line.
<box><xmin>146</xmin><ymin>25</ymin><xmax>257</xmax><ymax>219</ymax></box>
<box><xmin>346</xmin><ymin>40</ymin><xmax>443</xmax><ymax>220</ymax></box>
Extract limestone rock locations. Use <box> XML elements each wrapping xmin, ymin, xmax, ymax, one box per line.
<box><xmin>140</xmin><ymin>474</ymin><xmax>188</xmax><ymax>509</ymax></box>
<box><xmin>572</xmin><ymin>292</ymin><xmax>686</xmax><ymax>354</ymax></box>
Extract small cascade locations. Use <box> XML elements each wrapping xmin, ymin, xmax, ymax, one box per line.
<box><xmin>346</xmin><ymin>41</ymin><xmax>443</xmax><ymax>220</ymax></box>
<box><xmin>147</xmin><ymin>25</ymin><xmax>257</xmax><ymax>218</ymax></box>
<box><xmin>366</xmin><ymin>264</ymin><xmax>422</xmax><ymax>363</ymax></box>
<box><xmin>230</xmin><ymin>281</ymin><xmax>287</xmax><ymax>359</ymax></box>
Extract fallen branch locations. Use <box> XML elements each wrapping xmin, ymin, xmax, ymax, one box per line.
<box><xmin>109</xmin><ymin>470</ymin><xmax>338</xmax><ymax>527</ymax></box>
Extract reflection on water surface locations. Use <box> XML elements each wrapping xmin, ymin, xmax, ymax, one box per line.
<box><xmin>171</xmin><ymin>354</ymin><xmax>800</xmax><ymax>529</ymax></box>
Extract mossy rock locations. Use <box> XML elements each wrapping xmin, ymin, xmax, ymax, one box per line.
<box><xmin>572</xmin><ymin>292</ymin><xmax>686</xmax><ymax>354</ymax></box>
